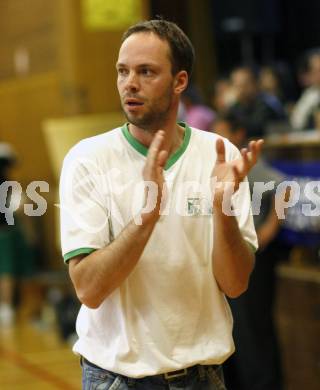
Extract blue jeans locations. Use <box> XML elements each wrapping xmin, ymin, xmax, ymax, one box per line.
<box><xmin>81</xmin><ymin>358</ymin><xmax>227</xmax><ymax>390</ymax></box>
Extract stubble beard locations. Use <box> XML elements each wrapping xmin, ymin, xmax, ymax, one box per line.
<box><xmin>122</xmin><ymin>85</ymin><xmax>174</xmax><ymax>133</ymax></box>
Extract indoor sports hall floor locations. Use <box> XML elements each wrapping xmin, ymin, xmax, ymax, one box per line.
<box><xmin>0</xmin><ymin>318</ymin><xmax>80</xmax><ymax>390</ymax></box>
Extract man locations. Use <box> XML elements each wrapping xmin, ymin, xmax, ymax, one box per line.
<box><xmin>59</xmin><ymin>19</ymin><xmax>263</xmax><ymax>389</ymax></box>
<box><xmin>228</xmin><ymin>66</ymin><xmax>285</xmax><ymax>138</ymax></box>
<box><xmin>291</xmin><ymin>50</ymin><xmax>320</xmax><ymax>130</ymax></box>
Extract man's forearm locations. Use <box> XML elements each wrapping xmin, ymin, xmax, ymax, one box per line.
<box><xmin>212</xmin><ymin>205</ymin><xmax>255</xmax><ymax>298</ymax></box>
<box><xmin>69</xmin><ymin>212</ymin><xmax>159</xmax><ymax>308</ymax></box>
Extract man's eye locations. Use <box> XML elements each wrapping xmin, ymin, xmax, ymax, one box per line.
<box><xmin>141</xmin><ymin>68</ymin><xmax>152</xmax><ymax>75</ymax></box>
<box><xmin>118</xmin><ymin>68</ymin><xmax>128</xmax><ymax>76</ymax></box>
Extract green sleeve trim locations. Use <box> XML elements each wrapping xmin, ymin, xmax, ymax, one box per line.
<box><xmin>63</xmin><ymin>247</ymin><xmax>97</xmax><ymax>263</ymax></box>
<box><xmin>121</xmin><ymin>122</ymin><xmax>191</xmax><ymax>170</ymax></box>
<box><xmin>246</xmin><ymin>241</ymin><xmax>258</xmax><ymax>253</ymax></box>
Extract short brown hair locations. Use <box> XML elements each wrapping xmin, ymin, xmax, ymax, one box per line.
<box><xmin>122</xmin><ymin>19</ymin><xmax>195</xmax><ymax>77</ymax></box>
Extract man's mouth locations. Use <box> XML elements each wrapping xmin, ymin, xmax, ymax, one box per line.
<box><xmin>124</xmin><ymin>98</ymin><xmax>144</xmax><ymax>107</ymax></box>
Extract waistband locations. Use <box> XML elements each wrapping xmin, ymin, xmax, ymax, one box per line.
<box><xmin>82</xmin><ymin>357</ymin><xmax>219</xmax><ymax>383</ymax></box>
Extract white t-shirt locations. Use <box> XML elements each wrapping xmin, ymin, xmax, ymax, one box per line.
<box><xmin>59</xmin><ymin>123</ymin><xmax>258</xmax><ymax>378</ymax></box>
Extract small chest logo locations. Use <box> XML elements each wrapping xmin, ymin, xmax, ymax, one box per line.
<box><xmin>187</xmin><ymin>197</ymin><xmax>213</xmax><ymax>216</ymax></box>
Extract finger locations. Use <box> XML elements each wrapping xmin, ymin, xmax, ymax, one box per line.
<box><xmin>245</xmin><ymin>140</ymin><xmax>263</xmax><ymax>166</ymax></box>
<box><xmin>237</xmin><ymin>148</ymin><xmax>249</xmax><ymax>175</ymax></box>
<box><xmin>150</xmin><ymin>130</ymin><xmax>165</xmax><ymax>152</ymax></box>
<box><xmin>249</xmin><ymin>139</ymin><xmax>264</xmax><ymax>155</ymax></box>
<box><xmin>235</xmin><ymin>139</ymin><xmax>264</xmax><ymax>180</ymax></box>
<box><xmin>256</xmin><ymin>139</ymin><xmax>264</xmax><ymax>152</ymax></box>
<box><xmin>146</xmin><ymin>130</ymin><xmax>165</xmax><ymax>167</ymax></box>
<box><xmin>216</xmin><ymin>138</ymin><xmax>226</xmax><ymax>164</ymax></box>
<box><xmin>232</xmin><ymin>165</ymin><xmax>242</xmax><ymax>188</ymax></box>
<box><xmin>241</xmin><ymin>147</ymin><xmax>249</xmax><ymax>165</ymax></box>
<box><xmin>244</xmin><ymin>143</ymin><xmax>256</xmax><ymax>166</ymax></box>
<box><xmin>158</xmin><ymin>150</ymin><xmax>168</xmax><ymax>169</ymax></box>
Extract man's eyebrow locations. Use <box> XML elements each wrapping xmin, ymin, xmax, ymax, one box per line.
<box><xmin>137</xmin><ymin>63</ymin><xmax>158</xmax><ymax>68</ymax></box>
<box><xmin>116</xmin><ymin>62</ymin><xmax>159</xmax><ymax>68</ymax></box>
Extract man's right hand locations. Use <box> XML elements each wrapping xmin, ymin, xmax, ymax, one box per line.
<box><xmin>141</xmin><ymin>130</ymin><xmax>168</xmax><ymax>222</ymax></box>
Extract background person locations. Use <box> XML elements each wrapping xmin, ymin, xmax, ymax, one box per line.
<box><xmin>291</xmin><ymin>50</ymin><xmax>320</xmax><ymax>130</ymax></box>
<box><xmin>214</xmin><ymin>113</ymin><xmax>284</xmax><ymax>390</ymax></box>
<box><xmin>0</xmin><ymin>143</ymin><xmax>36</xmax><ymax>326</ymax></box>
<box><xmin>180</xmin><ymin>83</ymin><xmax>216</xmax><ymax>131</ymax></box>
<box><xmin>228</xmin><ymin>66</ymin><xmax>286</xmax><ymax>138</ymax></box>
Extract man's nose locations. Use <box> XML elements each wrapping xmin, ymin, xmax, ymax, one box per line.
<box><xmin>125</xmin><ymin>71</ymin><xmax>139</xmax><ymax>92</ymax></box>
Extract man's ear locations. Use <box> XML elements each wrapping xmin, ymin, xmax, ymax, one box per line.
<box><xmin>174</xmin><ymin>71</ymin><xmax>188</xmax><ymax>94</ymax></box>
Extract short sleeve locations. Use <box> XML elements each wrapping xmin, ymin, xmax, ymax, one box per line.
<box><xmin>227</xmin><ymin>141</ymin><xmax>259</xmax><ymax>252</ymax></box>
<box><xmin>59</xmin><ymin>148</ymin><xmax>110</xmax><ymax>263</ymax></box>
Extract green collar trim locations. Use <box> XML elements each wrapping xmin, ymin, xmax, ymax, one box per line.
<box><xmin>121</xmin><ymin>122</ymin><xmax>191</xmax><ymax>170</ymax></box>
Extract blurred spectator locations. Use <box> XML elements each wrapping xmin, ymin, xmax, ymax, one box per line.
<box><xmin>291</xmin><ymin>50</ymin><xmax>320</xmax><ymax>130</ymax></box>
<box><xmin>180</xmin><ymin>84</ymin><xmax>215</xmax><ymax>131</ymax></box>
<box><xmin>259</xmin><ymin>66</ymin><xmax>289</xmax><ymax>121</ymax></box>
<box><xmin>295</xmin><ymin>50</ymin><xmax>316</xmax><ymax>91</ymax></box>
<box><xmin>210</xmin><ymin>77</ymin><xmax>236</xmax><ymax>114</ymax></box>
<box><xmin>259</xmin><ymin>63</ymin><xmax>296</xmax><ymax>107</ymax></box>
<box><xmin>213</xmin><ymin>113</ymin><xmax>284</xmax><ymax>390</ymax></box>
<box><xmin>259</xmin><ymin>66</ymin><xmax>282</xmax><ymax>98</ymax></box>
<box><xmin>228</xmin><ymin>66</ymin><xmax>286</xmax><ymax>138</ymax></box>
<box><xmin>0</xmin><ymin>144</ymin><xmax>35</xmax><ymax>326</ymax></box>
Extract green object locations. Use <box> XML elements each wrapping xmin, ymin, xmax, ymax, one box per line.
<box><xmin>0</xmin><ymin>222</ymin><xmax>35</xmax><ymax>277</ymax></box>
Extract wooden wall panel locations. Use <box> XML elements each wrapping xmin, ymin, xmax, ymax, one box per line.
<box><xmin>0</xmin><ymin>72</ymin><xmax>63</xmax><ymax>269</ymax></box>
<box><xmin>0</xmin><ymin>0</ymin><xmax>58</xmax><ymax>80</ymax></box>
<box><xmin>0</xmin><ymin>0</ymin><xmax>149</xmax><ymax>269</ymax></box>
<box><xmin>0</xmin><ymin>72</ymin><xmax>62</xmax><ymax>182</ymax></box>
<box><xmin>57</xmin><ymin>0</ymin><xmax>128</xmax><ymax>115</ymax></box>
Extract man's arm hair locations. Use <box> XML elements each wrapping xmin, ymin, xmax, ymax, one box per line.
<box><xmin>69</xmin><ymin>213</ymin><xmax>158</xmax><ymax>309</ymax></box>
<box><xmin>212</xmin><ymin>206</ymin><xmax>255</xmax><ymax>298</ymax></box>
<box><xmin>68</xmin><ymin>130</ymin><xmax>168</xmax><ymax>309</ymax></box>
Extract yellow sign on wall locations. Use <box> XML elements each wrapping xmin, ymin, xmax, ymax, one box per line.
<box><xmin>82</xmin><ymin>0</ymin><xmax>142</xmax><ymax>30</ymax></box>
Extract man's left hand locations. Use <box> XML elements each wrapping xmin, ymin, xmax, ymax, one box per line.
<box><xmin>211</xmin><ymin>138</ymin><xmax>264</xmax><ymax>205</ymax></box>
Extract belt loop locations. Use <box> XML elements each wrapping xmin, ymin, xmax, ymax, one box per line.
<box><xmin>197</xmin><ymin>365</ymin><xmax>206</xmax><ymax>381</ymax></box>
<box><xmin>127</xmin><ymin>377</ymin><xmax>136</xmax><ymax>387</ymax></box>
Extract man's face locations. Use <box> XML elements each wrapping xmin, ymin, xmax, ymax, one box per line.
<box><xmin>116</xmin><ymin>32</ymin><xmax>176</xmax><ymax>131</ymax></box>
